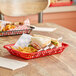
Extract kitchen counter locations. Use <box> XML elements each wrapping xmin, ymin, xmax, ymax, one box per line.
<box><xmin>0</xmin><ymin>23</ymin><xmax>76</xmax><ymax>76</ymax></box>
<box><xmin>44</xmin><ymin>5</ymin><xmax>76</xmax><ymax>13</ymax></box>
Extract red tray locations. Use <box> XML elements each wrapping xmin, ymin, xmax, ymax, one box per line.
<box><xmin>49</xmin><ymin>1</ymin><xmax>73</xmax><ymax>7</ymax></box>
<box><xmin>4</xmin><ymin>43</ymin><xmax>68</xmax><ymax>60</ymax></box>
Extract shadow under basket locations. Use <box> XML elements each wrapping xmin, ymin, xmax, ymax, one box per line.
<box><xmin>4</xmin><ymin>43</ymin><xmax>68</xmax><ymax>60</ymax></box>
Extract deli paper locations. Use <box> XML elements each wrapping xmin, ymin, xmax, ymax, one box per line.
<box><xmin>0</xmin><ymin>57</ymin><xmax>28</xmax><ymax>70</ymax></box>
<box><xmin>13</xmin><ymin>34</ymin><xmax>31</xmax><ymax>49</ymax></box>
<box><xmin>33</xmin><ymin>26</ymin><xmax>56</xmax><ymax>32</ymax></box>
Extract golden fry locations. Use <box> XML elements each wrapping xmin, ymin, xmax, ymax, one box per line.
<box><xmin>18</xmin><ymin>47</ymin><xmax>23</xmax><ymax>51</ymax></box>
<box><xmin>5</xmin><ymin>25</ymin><xmax>11</xmax><ymax>30</ymax></box>
<box><xmin>11</xmin><ymin>46</ymin><xmax>37</xmax><ymax>53</ymax></box>
<box><xmin>2</xmin><ymin>27</ymin><xmax>6</xmax><ymax>31</ymax></box>
<box><xmin>11</xmin><ymin>25</ymin><xmax>16</xmax><ymax>29</ymax></box>
<box><xmin>11</xmin><ymin>47</ymin><xmax>37</xmax><ymax>53</ymax></box>
<box><xmin>2</xmin><ymin>24</ymin><xmax>16</xmax><ymax>31</ymax></box>
<box><xmin>11</xmin><ymin>46</ymin><xmax>17</xmax><ymax>50</ymax></box>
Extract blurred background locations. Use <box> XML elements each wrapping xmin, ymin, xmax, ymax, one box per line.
<box><xmin>0</xmin><ymin>0</ymin><xmax>76</xmax><ymax>32</ymax></box>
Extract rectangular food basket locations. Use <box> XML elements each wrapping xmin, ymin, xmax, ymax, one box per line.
<box><xmin>4</xmin><ymin>43</ymin><xmax>68</xmax><ymax>60</ymax></box>
<box><xmin>49</xmin><ymin>1</ymin><xmax>73</xmax><ymax>7</ymax></box>
<box><xmin>0</xmin><ymin>27</ymin><xmax>34</xmax><ymax>37</ymax></box>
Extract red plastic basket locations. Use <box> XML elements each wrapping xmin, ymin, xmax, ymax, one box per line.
<box><xmin>4</xmin><ymin>43</ymin><xmax>68</xmax><ymax>60</ymax></box>
<box><xmin>49</xmin><ymin>1</ymin><xmax>73</xmax><ymax>7</ymax></box>
<box><xmin>0</xmin><ymin>27</ymin><xmax>34</xmax><ymax>37</ymax></box>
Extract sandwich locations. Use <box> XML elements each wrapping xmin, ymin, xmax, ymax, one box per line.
<box><xmin>31</xmin><ymin>34</ymin><xmax>60</xmax><ymax>50</ymax></box>
<box><xmin>31</xmin><ymin>34</ymin><xmax>51</xmax><ymax>50</ymax></box>
<box><xmin>51</xmin><ymin>38</ymin><xmax>59</xmax><ymax>46</ymax></box>
<box><xmin>33</xmin><ymin>34</ymin><xmax>59</xmax><ymax>46</ymax></box>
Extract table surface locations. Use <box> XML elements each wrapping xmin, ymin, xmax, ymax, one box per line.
<box><xmin>0</xmin><ymin>23</ymin><xmax>76</xmax><ymax>76</ymax></box>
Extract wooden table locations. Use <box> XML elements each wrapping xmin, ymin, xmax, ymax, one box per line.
<box><xmin>0</xmin><ymin>23</ymin><xmax>76</xmax><ymax>76</ymax></box>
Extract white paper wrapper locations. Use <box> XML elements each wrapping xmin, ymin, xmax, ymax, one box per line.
<box><xmin>32</xmin><ymin>25</ymin><xmax>57</xmax><ymax>32</ymax></box>
<box><xmin>0</xmin><ymin>57</ymin><xmax>28</xmax><ymax>70</ymax></box>
<box><xmin>24</xmin><ymin>19</ymin><xmax>30</xmax><ymax>26</ymax></box>
<box><xmin>13</xmin><ymin>34</ymin><xmax>32</xmax><ymax>49</ymax></box>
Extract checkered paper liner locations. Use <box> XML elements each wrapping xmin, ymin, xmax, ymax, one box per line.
<box><xmin>0</xmin><ymin>29</ymin><xmax>32</xmax><ymax>36</ymax></box>
<box><xmin>9</xmin><ymin>25</ymin><xmax>28</xmax><ymax>31</ymax></box>
<box><xmin>8</xmin><ymin>19</ymin><xmax>30</xmax><ymax>31</ymax></box>
<box><xmin>0</xmin><ymin>19</ymin><xmax>33</xmax><ymax>36</ymax></box>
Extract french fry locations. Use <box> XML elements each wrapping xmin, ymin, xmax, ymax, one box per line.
<box><xmin>11</xmin><ymin>46</ymin><xmax>17</xmax><ymax>50</ymax></box>
<box><xmin>11</xmin><ymin>45</ymin><xmax>37</xmax><ymax>53</ymax></box>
